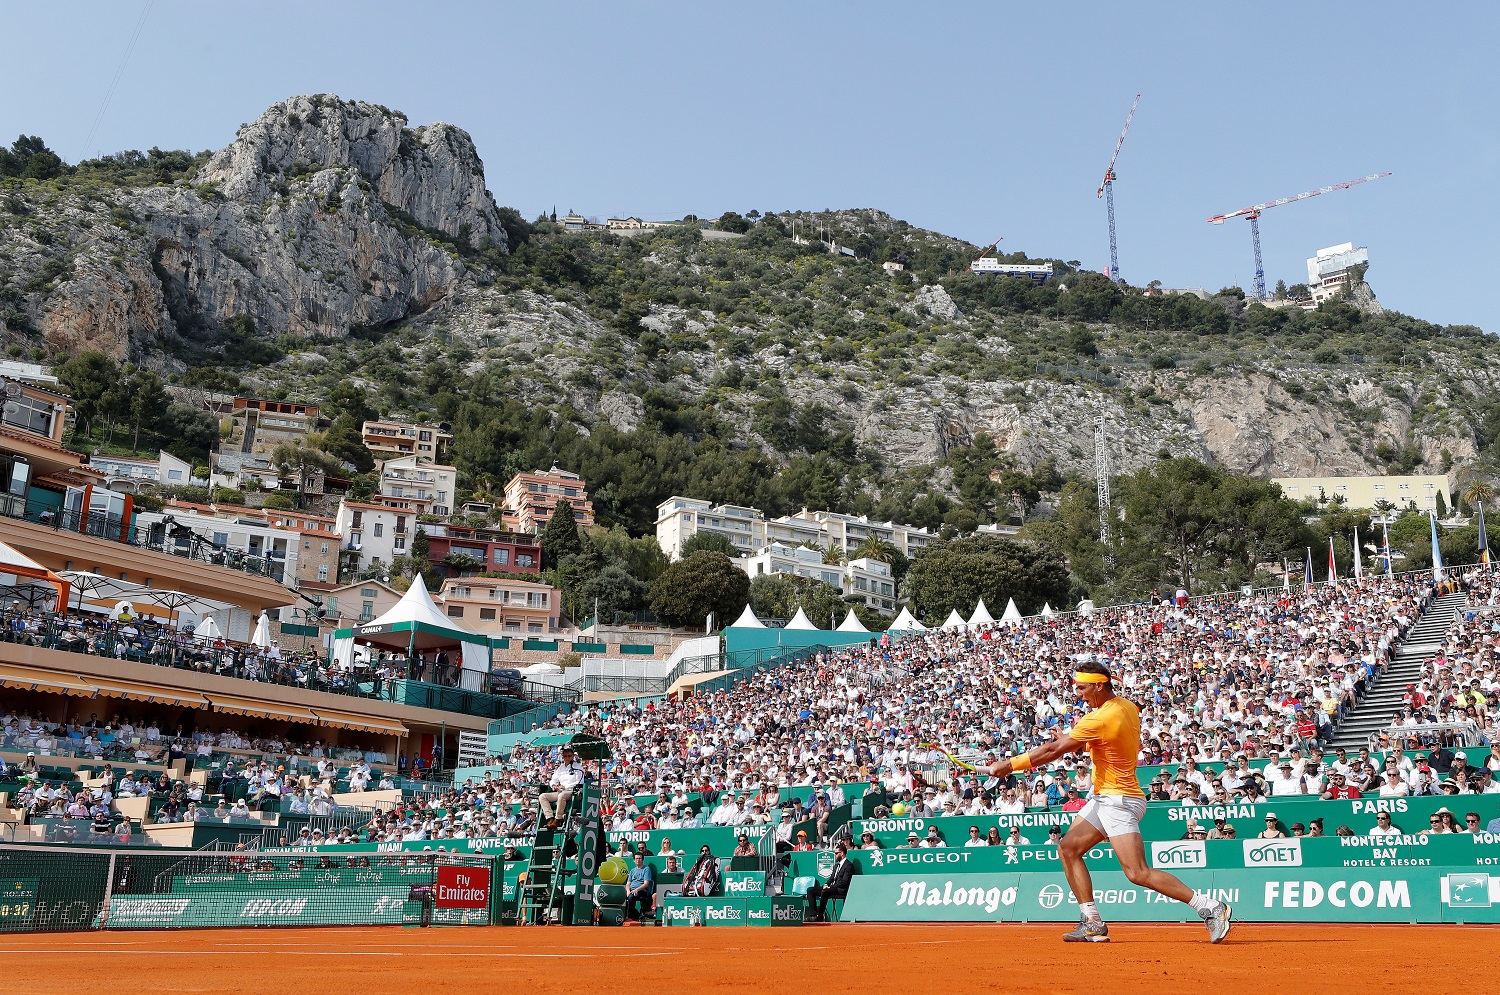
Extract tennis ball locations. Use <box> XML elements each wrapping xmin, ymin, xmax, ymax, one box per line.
<box><xmin>891</xmin><ymin>802</ymin><xmax>907</xmax><ymax>817</ymax></box>
<box><xmin>599</xmin><ymin>856</ymin><xmax>630</xmax><ymax>885</ymax></box>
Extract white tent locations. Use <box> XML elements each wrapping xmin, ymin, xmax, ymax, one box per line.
<box><xmin>194</xmin><ymin>616</ymin><xmax>223</xmax><ymax>641</ymax></box>
<box><xmin>1078</xmin><ymin>599</ymin><xmax>1097</xmax><ymax>617</ymax></box>
<box><xmin>1040</xmin><ymin>603</ymin><xmax>1054</xmax><ymax>617</ymax></box>
<box><xmin>836</xmin><ymin>609</ymin><xmax>869</xmax><ymax>633</ymax></box>
<box><xmin>728</xmin><ymin>604</ymin><xmax>766</xmax><ymax>628</ymax></box>
<box><xmin>332</xmin><ymin>576</ymin><xmax>491</xmax><ymax>691</ymax></box>
<box><xmin>784</xmin><ymin>607</ymin><xmax>818</xmax><ymax>630</ymax></box>
<box><xmin>968</xmin><ymin>598</ymin><xmax>994</xmax><ymax>627</ymax></box>
<box><xmin>941</xmin><ymin>608</ymin><xmax>967</xmax><ymax>629</ymax></box>
<box><xmin>520</xmin><ymin>662</ymin><xmax>564</xmax><ymax>676</ymax></box>
<box><xmin>250</xmin><ymin>612</ymin><xmax>273</xmax><ymax>648</ymax></box>
<box><xmin>1001</xmin><ymin>598</ymin><xmax>1023</xmax><ymax>625</ymax></box>
<box><xmin>889</xmin><ymin>606</ymin><xmax>926</xmax><ymax>631</ymax></box>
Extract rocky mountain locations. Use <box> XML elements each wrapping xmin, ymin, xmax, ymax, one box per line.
<box><xmin>2</xmin><ymin>93</ymin><xmax>1497</xmax><ymax>497</ymax></box>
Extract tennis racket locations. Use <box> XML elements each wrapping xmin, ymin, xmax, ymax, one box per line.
<box><xmin>916</xmin><ymin>742</ymin><xmax>977</xmax><ymax>772</ymax></box>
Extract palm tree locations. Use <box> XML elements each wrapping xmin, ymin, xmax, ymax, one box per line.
<box><xmin>1463</xmin><ymin>481</ymin><xmax>1494</xmax><ymax>514</ymax></box>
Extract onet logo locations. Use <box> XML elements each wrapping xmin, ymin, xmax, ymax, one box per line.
<box><xmin>1244</xmin><ymin>838</ymin><xmax>1304</xmax><ymax>867</ymax></box>
<box><xmin>1038</xmin><ymin>884</ymin><xmax>1066</xmax><ymax>909</ymax></box>
<box><xmin>1151</xmin><ymin>841</ymin><xmax>1207</xmax><ymax>867</ymax></box>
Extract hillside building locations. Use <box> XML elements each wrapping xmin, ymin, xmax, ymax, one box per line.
<box><xmin>438</xmin><ymin>576</ymin><xmax>560</xmax><ymax>633</ymax></box>
<box><xmin>655</xmin><ymin>497</ymin><xmax>935</xmax><ymax>562</ymax></box>
<box><xmin>504</xmin><ymin>466</ymin><xmax>595</xmax><ymax>535</ymax></box>
<box><xmin>361</xmin><ymin>418</ymin><xmax>452</xmax><ymax>464</ymax></box>
<box><xmin>421</xmin><ymin>523</ymin><xmax>541</xmax><ymax>577</ymax></box>
<box><xmin>734</xmin><ymin>543</ymin><xmax>897</xmax><ymax>617</ymax></box>
<box><xmin>87</xmin><ymin>450</ymin><xmax>199</xmax><ymax>492</ymax></box>
<box><xmin>333</xmin><ymin>500</ymin><xmax>415</xmax><ymax>579</ymax></box>
<box><xmin>1307</xmin><ymin>242</ymin><xmax>1369</xmax><ymax>305</ymax></box>
<box><xmin>223</xmin><ymin>397</ymin><xmax>321</xmax><ymax>457</ymax></box>
<box><xmin>374</xmin><ymin>454</ymin><xmax>457</xmax><ymax>517</ymax></box>
<box><xmin>1272</xmin><ymin>474</ymin><xmax>1451</xmax><ymax>514</ymax></box>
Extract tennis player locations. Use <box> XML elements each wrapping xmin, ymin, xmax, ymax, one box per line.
<box><xmin>975</xmin><ymin>660</ymin><xmax>1232</xmax><ymax>943</ymax></box>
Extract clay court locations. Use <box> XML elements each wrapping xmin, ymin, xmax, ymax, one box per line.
<box><xmin>8</xmin><ymin>923</ymin><xmax>1495</xmax><ymax>994</ymax></box>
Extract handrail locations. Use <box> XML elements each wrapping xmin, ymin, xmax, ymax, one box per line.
<box><xmin>1367</xmin><ymin>720</ymin><xmax>1482</xmax><ymax>751</ymax></box>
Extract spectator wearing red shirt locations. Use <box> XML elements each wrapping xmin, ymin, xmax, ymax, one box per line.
<box><xmin>1320</xmin><ymin>772</ymin><xmax>1362</xmax><ymax>800</ymax></box>
<box><xmin>1061</xmin><ymin>787</ymin><xmax>1088</xmax><ymax>812</ymax></box>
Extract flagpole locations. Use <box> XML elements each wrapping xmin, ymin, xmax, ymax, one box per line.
<box><xmin>1353</xmin><ymin>526</ymin><xmax>1362</xmax><ymax>583</ymax></box>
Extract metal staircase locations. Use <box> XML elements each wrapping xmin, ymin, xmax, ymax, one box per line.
<box><xmin>1329</xmin><ymin>590</ymin><xmax>1468</xmax><ymax>749</ymax></box>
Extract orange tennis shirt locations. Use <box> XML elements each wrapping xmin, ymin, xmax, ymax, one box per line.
<box><xmin>1066</xmin><ymin>696</ymin><xmax>1145</xmax><ymax>798</ymax></box>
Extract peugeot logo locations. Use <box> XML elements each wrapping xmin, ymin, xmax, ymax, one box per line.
<box><xmin>1039</xmin><ymin>884</ymin><xmax>1065</xmax><ymax>909</ymax></box>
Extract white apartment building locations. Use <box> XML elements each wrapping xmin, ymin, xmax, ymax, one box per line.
<box><xmin>132</xmin><ymin>507</ymin><xmax>300</xmax><ymax>590</ymax></box>
<box><xmin>789</xmin><ymin>509</ymin><xmax>936</xmax><ymax>558</ymax></box>
<box><xmin>88</xmin><ymin>450</ymin><xmax>199</xmax><ymax>492</ymax></box>
<box><xmin>375</xmin><ymin>455</ymin><xmax>456</xmax><ymax>517</ymax></box>
<box><xmin>334</xmin><ymin>500</ymin><xmax>416</xmax><ymax>579</ymax></box>
<box><xmin>734</xmin><ymin>544</ymin><xmax>897</xmax><ymax>616</ymax></box>
<box><xmin>656</xmin><ymin>496</ymin><xmax>935</xmax><ymax>563</ymax></box>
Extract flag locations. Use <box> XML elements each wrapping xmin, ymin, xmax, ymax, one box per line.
<box><xmin>1304</xmin><ymin>547</ymin><xmax>1314</xmax><ymax>588</ymax></box>
<box><xmin>1283</xmin><ymin>558</ymin><xmax>1290</xmax><ymax>591</ymax></box>
<box><xmin>1479</xmin><ymin>503</ymin><xmax>1490</xmax><ymax>566</ymax></box>
<box><xmin>1353</xmin><ymin>526</ymin><xmax>1363</xmax><ymax>582</ymax></box>
<box><xmin>1328</xmin><ymin>537</ymin><xmax>1338</xmax><ymax>584</ymax></box>
<box><xmin>1430</xmin><ymin>510</ymin><xmax>1444</xmax><ymax>581</ymax></box>
<box><xmin>1383</xmin><ymin>522</ymin><xmax>1394</xmax><ymax>578</ymax></box>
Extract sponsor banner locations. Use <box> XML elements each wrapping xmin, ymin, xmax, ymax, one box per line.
<box><xmin>1150</xmin><ymin>840</ymin><xmax>1207</xmax><ymax>868</ymax></box>
<box><xmin>745</xmin><ymin>897</ymin><xmax>806</xmax><ymax>926</ymax></box>
<box><xmin>722</xmin><ymin>871</ymin><xmax>766</xmax><ymax>896</ymax></box>
<box><xmin>836</xmin><ymin>845</ymin><xmax>1116</xmax><ymax>877</ymax></box>
<box><xmin>435</xmin><ymin>866</ymin><xmax>490</xmax><ymax>909</ymax></box>
<box><xmin>663</xmin><ymin>897</ymin><xmax>747</xmax><ymax>926</ymax></box>
<box><xmin>852</xmin><ymin>798</ymin><xmax>1500</xmax><ymax>851</ymax></box>
<box><xmin>605</xmin><ymin>825</ymin><xmax>771</xmax><ymax>854</ymax></box>
<box><xmin>843</xmin><ymin>867</ymin><xmax>1464</xmax><ymax>923</ymax></box>
<box><xmin>101</xmin><ymin>883</ymin><xmax>494</xmax><ymax>929</ymax></box>
<box><xmin>176</xmin><ymin>867</ymin><xmax>435</xmax><ymax>892</ymax></box>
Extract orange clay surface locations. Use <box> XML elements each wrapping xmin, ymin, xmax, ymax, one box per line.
<box><xmin>6</xmin><ymin>923</ymin><xmax>1496</xmax><ymax>995</ymax></box>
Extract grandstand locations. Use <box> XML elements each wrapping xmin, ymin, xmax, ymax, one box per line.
<box><xmin>3</xmin><ymin>562</ymin><xmax>1499</xmax><ymax>935</ymax></box>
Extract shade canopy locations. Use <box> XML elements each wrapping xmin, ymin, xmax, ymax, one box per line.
<box><xmin>941</xmin><ymin>608</ymin><xmax>967</xmax><ymax>629</ymax></box>
<box><xmin>728</xmin><ymin>604</ymin><xmax>765</xmax><ymax>628</ymax></box>
<box><xmin>1001</xmin><ymin>598</ymin><xmax>1023</xmax><ymax>625</ymax></box>
<box><xmin>968</xmin><ymin>598</ymin><xmax>995</xmax><ymax>627</ymax></box>
<box><xmin>332</xmin><ymin>576</ymin><xmax>490</xmax><ymax>690</ymax></box>
<box><xmin>836</xmin><ymin>609</ymin><xmax>869</xmax><ymax>633</ymax></box>
<box><xmin>1</xmin><ymin>540</ymin><xmax>70</xmax><ymax>612</ymax></box>
<box><xmin>784</xmin><ymin>607</ymin><xmax>818</xmax><ymax>630</ymax></box>
<box><xmin>1041</xmin><ymin>603</ymin><xmax>1055</xmax><ymax>617</ymax></box>
<box><xmin>888</xmin><ymin>606</ymin><xmax>926</xmax><ymax>631</ymax></box>
<box><xmin>57</xmin><ymin>570</ymin><xmax>139</xmax><ymax>611</ymax></box>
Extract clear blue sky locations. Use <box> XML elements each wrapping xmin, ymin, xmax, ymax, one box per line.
<box><xmin>6</xmin><ymin>3</ymin><xmax>1498</xmax><ymax>329</ymax></box>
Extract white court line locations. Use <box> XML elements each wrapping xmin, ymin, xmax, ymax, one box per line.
<box><xmin>4</xmin><ymin>949</ymin><xmax>679</xmax><ymax>958</ymax></box>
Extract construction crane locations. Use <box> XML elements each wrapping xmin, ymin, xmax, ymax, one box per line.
<box><xmin>973</xmin><ymin>236</ymin><xmax>1004</xmax><ymax>262</ymax></box>
<box><xmin>1207</xmin><ymin>172</ymin><xmax>1391</xmax><ymax>300</ymax></box>
<box><xmin>1096</xmin><ymin>93</ymin><xmax>1140</xmax><ymax>284</ymax></box>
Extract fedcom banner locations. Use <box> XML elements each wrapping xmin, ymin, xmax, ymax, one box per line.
<box><xmin>842</xmin><ymin>866</ymin><xmax>1500</xmax><ymax>923</ymax></box>
<box><xmin>100</xmin><ymin>886</ymin><xmax>490</xmax><ymax>929</ymax></box>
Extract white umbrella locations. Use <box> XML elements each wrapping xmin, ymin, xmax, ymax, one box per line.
<box><xmin>194</xmin><ymin>616</ymin><xmax>223</xmax><ymax>641</ymax></box>
<box><xmin>57</xmin><ymin>570</ymin><xmax>140</xmax><ymax>612</ymax></box>
<box><xmin>137</xmin><ymin>588</ymin><xmax>222</xmax><ymax>629</ymax></box>
<box><xmin>251</xmin><ymin>611</ymin><xmax>273</xmax><ymax>648</ymax></box>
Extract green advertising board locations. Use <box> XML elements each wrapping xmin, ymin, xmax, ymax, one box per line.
<box><xmin>722</xmin><ymin>870</ymin><xmax>767</xmax><ymax>897</ymax></box>
<box><xmin>605</xmin><ymin>824</ymin><xmax>771</xmax><ymax>855</ymax></box>
<box><xmin>100</xmin><ymin>885</ymin><xmax>491</xmax><ymax>929</ymax></box>
<box><xmin>662</xmin><ymin>896</ymin><xmax>747</xmax><ymax>926</ymax></box>
<box><xmin>842</xmin><ymin>866</ymin><xmax>1471</xmax><ymax>923</ymax></box>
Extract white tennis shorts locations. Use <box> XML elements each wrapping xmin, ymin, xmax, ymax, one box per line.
<box><xmin>1075</xmin><ymin>794</ymin><xmax>1148</xmax><ymax>838</ymax></box>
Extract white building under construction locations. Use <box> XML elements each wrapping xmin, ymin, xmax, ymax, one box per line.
<box><xmin>1307</xmin><ymin>242</ymin><xmax>1369</xmax><ymax>304</ymax></box>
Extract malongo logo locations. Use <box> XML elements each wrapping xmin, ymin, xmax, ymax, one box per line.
<box><xmin>896</xmin><ymin>880</ymin><xmax>1015</xmax><ymax>914</ymax></box>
